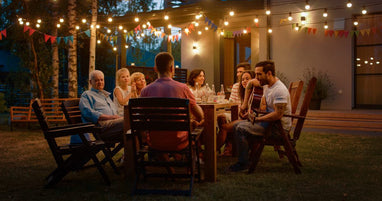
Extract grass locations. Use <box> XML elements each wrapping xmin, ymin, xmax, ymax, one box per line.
<box><xmin>0</xmin><ymin>124</ymin><xmax>381</xmax><ymax>201</ymax></box>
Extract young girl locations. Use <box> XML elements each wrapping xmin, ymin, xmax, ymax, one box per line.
<box><xmin>114</xmin><ymin>68</ymin><xmax>132</xmax><ymax>116</ymax></box>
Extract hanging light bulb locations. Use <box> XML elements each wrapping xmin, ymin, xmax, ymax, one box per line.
<box><xmin>198</xmin><ymin>31</ymin><xmax>202</xmax><ymax>35</ymax></box>
<box><xmin>147</xmin><ymin>21</ymin><xmax>151</xmax><ymax>26</ymax></box>
<box><xmin>195</xmin><ymin>22</ymin><xmax>199</xmax><ymax>27</ymax></box>
<box><xmin>75</xmin><ymin>25</ymin><xmax>80</xmax><ymax>30</ymax></box>
<box><xmin>82</xmin><ymin>19</ymin><xmax>86</xmax><ymax>23</ymax></box>
<box><xmin>123</xmin><ymin>29</ymin><xmax>127</xmax><ymax>33</ymax></box>
<box><xmin>301</xmin><ymin>16</ymin><xmax>306</xmax><ymax>25</ymax></box>
<box><xmin>268</xmin><ymin>28</ymin><xmax>272</xmax><ymax>33</ymax></box>
<box><xmin>324</xmin><ymin>21</ymin><xmax>328</xmax><ymax>29</ymax></box>
<box><xmin>185</xmin><ymin>28</ymin><xmax>189</xmax><ymax>33</ymax></box>
<box><xmin>224</xmin><ymin>20</ymin><xmax>229</xmax><ymax>26</ymax></box>
<box><xmin>347</xmin><ymin>0</ymin><xmax>352</xmax><ymax>8</ymax></box>
<box><xmin>113</xmin><ymin>47</ymin><xmax>117</xmax><ymax>51</ymax></box>
<box><xmin>220</xmin><ymin>30</ymin><xmax>224</xmax><ymax>35</ymax></box>
<box><xmin>266</xmin><ymin>9</ymin><xmax>271</xmax><ymax>15</ymax></box>
<box><xmin>134</xmin><ymin>17</ymin><xmax>139</xmax><ymax>22</ymax></box>
<box><xmin>107</xmin><ymin>29</ymin><xmax>111</xmax><ymax>33</ymax></box>
<box><xmin>36</xmin><ymin>24</ymin><xmax>40</xmax><ymax>28</ymax></box>
<box><xmin>125</xmin><ymin>45</ymin><xmax>129</xmax><ymax>49</ymax></box>
<box><xmin>26</xmin><ymin>21</ymin><xmax>30</xmax><ymax>26</ymax></box>
<box><xmin>37</xmin><ymin>19</ymin><xmax>42</xmax><ymax>23</ymax></box>
<box><xmin>295</xmin><ymin>25</ymin><xmax>299</xmax><ymax>31</ymax></box>
<box><xmin>168</xmin><ymin>24</ymin><xmax>172</xmax><ymax>28</ymax></box>
<box><xmin>229</xmin><ymin>10</ymin><xmax>234</xmax><ymax>16</ymax></box>
<box><xmin>142</xmin><ymin>24</ymin><xmax>147</xmax><ymax>29</ymax></box>
<box><xmin>288</xmin><ymin>12</ymin><xmax>293</xmax><ymax>21</ymax></box>
<box><xmin>305</xmin><ymin>0</ymin><xmax>310</xmax><ymax>10</ymax></box>
<box><xmin>205</xmin><ymin>26</ymin><xmax>209</xmax><ymax>31</ymax></box>
<box><xmin>119</xmin><ymin>25</ymin><xmax>123</xmax><ymax>30</ymax></box>
<box><xmin>195</xmin><ymin>14</ymin><xmax>201</xmax><ymax>20</ymax></box>
<box><xmin>97</xmin><ymin>40</ymin><xmax>101</xmax><ymax>44</ymax></box>
<box><xmin>164</xmin><ymin>15</ymin><xmax>169</xmax><ymax>20</ymax></box>
<box><xmin>323</xmin><ymin>8</ymin><xmax>328</xmax><ymax>17</ymax></box>
<box><xmin>18</xmin><ymin>18</ymin><xmax>23</xmax><ymax>22</ymax></box>
<box><xmin>362</xmin><ymin>7</ymin><xmax>367</xmax><ymax>15</ymax></box>
<box><xmin>19</xmin><ymin>21</ymin><xmax>24</xmax><ymax>25</ymax></box>
<box><xmin>96</xmin><ymin>24</ymin><xmax>100</xmax><ymax>29</ymax></box>
<box><xmin>353</xmin><ymin>20</ymin><xmax>358</xmax><ymax>26</ymax></box>
<box><xmin>90</xmin><ymin>24</ymin><xmax>94</xmax><ymax>29</ymax></box>
<box><xmin>56</xmin><ymin>23</ymin><xmax>60</xmax><ymax>28</ymax></box>
<box><xmin>108</xmin><ymin>17</ymin><xmax>113</xmax><ymax>22</ymax></box>
<box><xmin>141</xmin><ymin>33</ymin><xmax>145</xmax><ymax>37</ymax></box>
<box><xmin>254</xmin><ymin>16</ymin><xmax>259</xmax><ymax>23</ymax></box>
<box><xmin>243</xmin><ymin>28</ymin><xmax>247</xmax><ymax>34</ymax></box>
<box><xmin>59</xmin><ymin>18</ymin><xmax>64</xmax><ymax>23</ymax></box>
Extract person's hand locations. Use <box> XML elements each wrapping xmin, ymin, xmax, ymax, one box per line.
<box><xmin>239</xmin><ymin>110</ymin><xmax>248</xmax><ymax>119</ymax></box>
<box><xmin>131</xmin><ymin>82</ymin><xmax>137</xmax><ymax>92</ymax></box>
<box><xmin>247</xmin><ymin>110</ymin><xmax>258</xmax><ymax>124</ymax></box>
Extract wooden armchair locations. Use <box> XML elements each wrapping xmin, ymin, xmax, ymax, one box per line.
<box><xmin>61</xmin><ymin>99</ymin><xmax>124</xmax><ymax>164</ymax></box>
<box><xmin>247</xmin><ymin>77</ymin><xmax>316</xmax><ymax>174</ymax></box>
<box><xmin>32</xmin><ymin>98</ymin><xmax>117</xmax><ymax>187</ymax></box>
<box><xmin>128</xmin><ymin>97</ymin><xmax>203</xmax><ymax>196</ymax></box>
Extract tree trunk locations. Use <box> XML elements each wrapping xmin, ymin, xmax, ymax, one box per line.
<box><xmin>88</xmin><ymin>0</ymin><xmax>97</xmax><ymax>89</ymax></box>
<box><xmin>51</xmin><ymin>3</ymin><xmax>59</xmax><ymax>98</ymax></box>
<box><xmin>68</xmin><ymin>0</ymin><xmax>78</xmax><ymax>98</ymax></box>
<box><xmin>29</xmin><ymin>36</ymin><xmax>44</xmax><ymax>99</ymax></box>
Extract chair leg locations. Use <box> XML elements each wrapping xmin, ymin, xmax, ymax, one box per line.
<box><xmin>101</xmin><ymin>148</ymin><xmax>120</xmax><ymax>175</ymax></box>
<box><xmin>89</xmin><ymin>153</ymin><xmax>111</xmax><ymax>185</ymax></box>
<box><xmin>248</xmin><ymin>141</ymin><xmax>265</xmax><ymax>174</ymax></box>
<box><xmin>281</xmin><ymin>141</ymin><xmax>301</xmax><ymax>174</ymax></box>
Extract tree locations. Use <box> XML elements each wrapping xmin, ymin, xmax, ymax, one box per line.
<box><xmin>88</xmin><ymin>0</ymin><xmax>97</xmax><ymax>85</ymax></box>
<box><xmin>67</xmin><ymin>0</ymin><xmax>78</xmax><ymax>98</ymax></box>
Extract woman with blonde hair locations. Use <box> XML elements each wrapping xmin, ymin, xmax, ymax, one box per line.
<box><xmin>130</xmin><ymin>72</ymin><xmax>146</xmax><ymax>98</ymax></box>
<box><xmin>113</xmin><ymin>68</ymin><xmax>133</xmax><ymax>116</ymax></box>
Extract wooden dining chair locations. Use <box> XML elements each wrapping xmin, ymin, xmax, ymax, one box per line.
<box><xmin>61</xmin><ymin>99</ymin><xmax>124</xmax><ymax>165</ymax></box>
<box><xmin>32</xmin><ymin>98</ymin><xmax>116</xmax><ymax>187</ymax></box>
<box><xmin>247</xmin><ymin>77</ymin><xmax>317</xmax><ymax>174</ymax></box>
<box><xmin>128</xmin><ymin>97</ymin><xmax>203</xmax><ymax>196</ymax></box>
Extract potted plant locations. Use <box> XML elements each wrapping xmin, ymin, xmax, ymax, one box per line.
<box><xmin>302</xmin><ymin>67</ymin><xmax>334</xmax><ymax>110</ymax></box>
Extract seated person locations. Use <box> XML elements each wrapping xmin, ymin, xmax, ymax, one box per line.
<box><xmin>140</xmin><ymin>52</ymin><xmax>204</xmax><ymax>152</ymax></box>
<box><xmin>130</xmin><ymin>72</ymin><xmax>147</xmax><ymax>98</ymax></box>
<box><xmin>187</xmin><ymin>69</ymin><xmax>208</xmax><ymax>101</ymax></box>
<box><xmin>113</xmin><ymin>68</ymin><xmax>133</xmax><ymax>116</ymax></box>
<box><xmin>79</xmin><ymin>70</ymin><xmax>124</xmax><ymax>143</ymax></box>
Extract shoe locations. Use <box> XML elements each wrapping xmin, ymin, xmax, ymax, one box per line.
<box><xmin>229</xmin><ymin>162</ymin><xmax>249</xmax><ymax>172</ymax></box>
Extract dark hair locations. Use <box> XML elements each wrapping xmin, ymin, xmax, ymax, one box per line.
<box><xmin>239</xmin><ymin>70</ymin><xmax>256</xmax><ymax>102</ymax></box>
<box><xmin>155</xmin><ymin>52</ymin><xmax>174</xmax><ymax>74</ymax></box>
<box><xmin>255</xmin><ymin>60</ymin><xmax>275</xmax><ymax>76</ymax></box>
<box><xmin>187</xmin><ymin>69</ymin><xmax>206</xmax><ymax>87</ymax></box>
<box><xmin>236</xmin><ymin>62</ymin><xmax>251</xmax><ymax>70</ymax></box>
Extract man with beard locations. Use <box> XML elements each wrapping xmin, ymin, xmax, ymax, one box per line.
<box><xmin>229</xmin><ymin>61</ymin><xmax>292</xmax><ymax>172</ymax></box>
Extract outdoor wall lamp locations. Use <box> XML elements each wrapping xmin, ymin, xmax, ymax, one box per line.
<box><xmin>192</xmin><ymin>43</ymin><xmax>200</xmax><ymax>54</ymax></box>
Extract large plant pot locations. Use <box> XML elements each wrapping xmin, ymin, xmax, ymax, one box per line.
<box><xmin>309</xmin><ymin>98</ymin><xmax>322</xmax><ymax>110</ymax></box>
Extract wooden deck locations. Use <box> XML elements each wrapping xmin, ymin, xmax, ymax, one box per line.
<box><xmin>304</xmin><ymin>110</ymin><xmax>382</xmax><ymax>132</ymax></box>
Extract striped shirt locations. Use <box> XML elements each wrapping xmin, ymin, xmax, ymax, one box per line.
<box><xmin>229</xmin><ymin>82</ymin><xmax>241</xmax><ymax>104</ymax></box>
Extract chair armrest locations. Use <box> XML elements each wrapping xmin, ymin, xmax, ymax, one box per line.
<box><xmin>47</xmin><ymin>124</ymin><xmax>97</xmax><ymax>138</ymax></box>
<box><xmin>254</xmin><ymin>109</ymin><xmax>305</xmax><ymax>119</ymax></box>
<box><xmin>48</xmin><ymin>122</ymin><xmax>94</xmax><ymax>130</ymax></box>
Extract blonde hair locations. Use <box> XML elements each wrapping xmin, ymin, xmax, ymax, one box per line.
<box><xmin>131</xmin><ymin>72</ymin><xmax>145</xmax><ymax>83</ymax></box>
<box><xmin>116</xmin><ymin>68</ymin><xmax>130</xmax><ymax>87</ymax></box>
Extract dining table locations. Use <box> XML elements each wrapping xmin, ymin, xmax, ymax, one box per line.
<box><xmin>122</xmin><ymin>101</ymin><xmax>239</xmax><ymax>183</ymax></box>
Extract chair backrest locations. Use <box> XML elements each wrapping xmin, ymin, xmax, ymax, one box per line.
<box><xmin>288</xmin><ymin>80</ymin><xmax>304</xmax><ymax>114</ymax></box>
<box><xmin>292</xmin><ymin>77</ymin><xmax>317</xmax><ymax>141</ymax></box>
<box><xmin>129</xmin><ymin>97</ymin><xmax>191</xmax><ymax>132</ymax></box>
<box><xmin>31</xmin><ymin>98</ymin><xmax>50</xmax><ymax>132</ymax></box>
<box><xmin>61</xmin><ymin>99</ymin><xmax>82</xmax><ymax>124</ymax></box>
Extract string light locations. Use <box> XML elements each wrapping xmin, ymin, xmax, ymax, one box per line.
<box><xmin>113</xmin><ymin>47</ymin><xmax>117</xmax><ymax>51</ymax></box>
<box><xmin>123</xmin><ymin>29</ymin><xmax>127</xmax><ymax>33</ymax></box>
<box><xmin>97</xmin><ymin>40</ymin><xmax>101</xmax><ymax>44</ymax></box>
<box><xmin>26</xmin><ymin>21</ymin><xmax>30</xmax><ymax>26</ymax></box>
<box><xmin>243</xmin><ymin>28</ymin><xmax>247</xmax><ymax>34</ymax></box>
<box><xmin>198</xmin><ymin>31</ymin><xmax>202</xmax><ymax>35</ymax></box>
<box><xmin>301</xmin><ymin>16</ymin><xmax>306</xmax><ymax>25</ymax></box>
<box><xmin>141</xmin><ymin>33</ymin><xmax>145</xmax><ymax>37</ymax></box>
<box><xmin>90</xmin><ymin>24</ymin><xmax>94</xmax><ymax>29</ymax></box>
<box><xmin>353</xmin><ymin>20</ymin><xmax>358</xmax><ymax>26</ymax></box>
<box><xmin>168</xmin><ymin>24</ymin><xmax>172</xmax><ymax>28</ymax></box>
<box><xmin>75</xmin><ymin>25</ymin><xmax>80</xmax><ymax>30</ymax></box>
<box><xmin>37</xmin><ymin>19</ymin><xmax>41</xmax><ymax>23</ymax></box>
<box><xmin>107</xmin><ymin>29</ymin><xmax>111</xmax><ymax>33</ymax></box>
<box><xmin>96</xmin><ymin>24</ymin><xmax>100</xmax><ymax>29</ymax></box>
<box><xmin>205</xmin><ymin>26</ymin><xmax>209</xmax><ymax>30</ymax></box>
<box><xmin>288</xmin><ymin>12</ymin><xmax>293</xmax><ymax>21</ymax></box>
<box><xmin>195</xmin><ymin>14</ymin><xmax>201</xmax><ymax>20</ymax></box>
<box><xmin>19</xmin><ymin>21</ymin><xmax>23</xmax><ymax>25</ymax></box>
<box><xmin>82</xmin><ymin>19</ymin><xmax>86</xmax><ymax>23</ymax></box>
<box><xmin>185</xmin><ymin>28</ymin><xmax>189</xmax><ymax>34</ymax></box>
<box><xmin>305</xmin><ymin>0</ymin><xmax>311</xmax><ymax>10</ymax></box>
<box><xmin>108</xmin><ymin>17</ymin><xmax>113</xmax><ymax>22</ymax></box>
<box><xmin>18</xmin><ymin>18</ymin><xmax>23</xmax><ymax>22</ymax></box>
<box><xmin>125</xmin><ymin>45</ymin><xmax>129</xmax><ymax>49</ymax></box>
<box><xmin>324</xmin><ymin>21</ymin><xmax>328</xmax><ymax>29</ymax></box>
<box><xmin>347</xmin><ymin>0</ymin><xmax>352</xmax><ymax>8</ymax></box>
<box><xmin>146</xmin><ymin>21</ymin><xmax>151</xmax><ymax>26</ymax></box>
<box><xmin>164</xmin><ymin>15</ymin><xmax>169</xmax><ymax>20</ymax></box>
<box><xmin>134</xmin><ymin>17</ymin><xmax>139</xmax><ymax>22</ymax></box>
<box><xmin>362</xmin><ymin>6</ymin><xmax>367</xmax><ymax>14</ymax></box>
<box><xmin>59</xmin><ymin>18</ymin><xmax>64</xmax><ymax>23</ymax></box>
<box><xmin>323</xmin><ymin>8</ymin><xmax>328</xmax><ymax>17</ymax></box>
<box><xmin>220</xmin><ymin>30</ymin><xmax>224</xmax><ymax>35</ymax></box>
<box><xmin>266</xmin><ymin>9</ymin><xmax>271</xmax><ymax>15</ymax></box>
<box><xmin>119</xmin><ymin>25</ymin><xmax>123</xmax><ymax>30</ymax></box>
<box><xmin>268</xmin><ymin>28</ymin><xmax>272</xmax><ymax>33</ymax></box>
<box><xmin>254</xmin><ymin>16</ymin><xmax>259</xmax><ymax>23</ymax></box>
<box><xmin>142</xmin><ymin>24</ymin><xmax>147</xmax><ymax>29</ymax></box>
<box><xmin>36</xmin><ymin>24</ymin><xmax>40</xmax><ymax>28</ymax></box>
<box><xmin>229</xmin><ymin>10</ymin><xmax>234</xmax><ymax>16</ymax></box>
<box><xmin>194</xmin><ymin>22</ymin><xmax>199</xmax><ymax>27</ymax></box>
<box><xmin>224</xmin><ymin>20</ymin><xmax>229</xmax><ymax>26</ymax></box>
<box><xmin>56</xmin><ymin>23</ymin><xmax>60</xmax><ymax>28</ymax></box>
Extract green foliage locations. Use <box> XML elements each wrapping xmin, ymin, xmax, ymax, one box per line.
<box><xmin>302</xmin><ymin>67</ymin><xmax>334</xmax><ymax>100</ymax></box>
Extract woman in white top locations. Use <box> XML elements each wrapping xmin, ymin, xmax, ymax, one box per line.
<box><xmin>187</xmin><ymin>69</ymin><xmax>208</xmax><ymax>101</ymax></box>
<box><xmin>113</xmin><ymin>68</ymin><xmax>132</xmax><ymax>116</ymax></box>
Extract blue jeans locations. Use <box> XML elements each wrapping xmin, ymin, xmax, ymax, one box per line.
<box><xmin>233</xmin><ymin>121</ymin><xmax>269</xmax><ymax>165</ymax></box>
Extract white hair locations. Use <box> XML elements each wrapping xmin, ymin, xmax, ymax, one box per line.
<box><xmin>89</xmin><ymin>70</ymin><xmax>104</xmax><ymax>81</ymax></box>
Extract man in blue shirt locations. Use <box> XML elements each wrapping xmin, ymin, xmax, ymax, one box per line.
<box><xmin>79</xmin><ymin>70</ymin><xmax>124</xmax><ymax>142</ymax></box>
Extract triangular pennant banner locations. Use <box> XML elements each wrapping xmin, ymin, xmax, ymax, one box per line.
<box><xmin>338</xmin><ymin>30</ymin><xmax>344</xmax><ymax>38</ymax></box>
<box><xmin>365</xmin><ymin>29</ymin><xmax>371</xmax><ymax>36</ymax></box>
<box><xmin>205</xmin><ymin>17</ymin><xmax>209</xmax><ymax>23</ymax></box>
<box><xmin>1</xmin><ymin>29</ymin><xmax>6</xmax><ymax>37</ymax></box>
<box><xmin>0</xmin><ymin>34</ymin><xmax>2</xmax><ymax>40</ymax></box>
<box><xmin>69</xmin><ymin>36</ymin><xmax>73</xmax><ymax>43</ymax></box>
<box><xmin>56</xmin><ymin>37</ymin><xmax>61</xmax><ymax>44</ymax></box>
<box><xmin>50</xmin><ymin>36</ymin><xmax>56</xmax><ymax>44</ymax></box>
<box><xmin>329</xmin><ymin>30</ymin><xmax>334</xmax><ymax>37</ymax></box>
<box><xmin>312</xmin><ymin>28</ymin><xmax>317</xmax><ymax>34</ymax></box>
<box><xmin>360</xmin><ymin>29</ymin><xmax>366</xmax><ymax>36</ymax></box>
<box><xmin>23</xmin><ymin>25</ymin><xmax>30</xmax><ymax>33</ymax></box>
<box><xmin>44</xmin><ymin>34</ymin><xmax>50</xmax><ymax>42</ymax></box>
<box><xmin>29</xmin><ymin>28</ymin><xmax>36</xmax><ymax>36</ymax></box>
<box><xmin>334</xmin><ymin>30</ymin><xmax>339</xmax><ymax>37</ymax></box>
<box><xmin>354</xmin><ymin>30</ymin><xmax>360</xmax><ymax>37</ymax></box>
<box><xmin>84</xmin><ymin>30</ymin><xmax>91</xmax><ymax>37</ymax></box>
<box><xmin>64</xmin><ymin>37</ymin><xmax>68</xmax><ymax>44</ymax></box>
<box><xmin>344</xmin><ymin>31</ymin><xmax>349</xmax><ymax>38</ymax></box>
<box><xmin>308</xmin><ymin>28</ymin><xmax>312</xmax><ymax>34</ymax></box>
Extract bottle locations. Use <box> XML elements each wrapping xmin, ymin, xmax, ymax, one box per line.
<box><xmin>218</xmin><ymin>84</ymin><xmax>225</xmax><ymax>102</ymax></box>
<box><xmin>211</xmin><ymin>84</ymin><xmax>216</xmax><ymax>96</ymax></box>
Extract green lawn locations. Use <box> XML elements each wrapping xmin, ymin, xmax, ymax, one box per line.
<box><xmin>0</xmin><ymin>125</ymin><xmax>381</xmax><ymax>201</ymax></box>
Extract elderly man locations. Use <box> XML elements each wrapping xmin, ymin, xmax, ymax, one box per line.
<box><xmin>229</xmin><ymin>61</ymin><xmax>292</xmax><ymax>172</ymax></box>
<box><xmin>79</xmin><ymin>70</ymin><xmax>124</xmax><ymax>142</ymax></box>
<box><xmin>140</xmin><ymin>52</ymin><xmax>204</xmax><ymax>151</ymax></box>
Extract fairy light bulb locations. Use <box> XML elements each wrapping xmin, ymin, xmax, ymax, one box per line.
<box><xmin>123</xmin><ymin>29</ymin><xmax>127</xmax><ymax>33</ymax></box>
<box><xmin>198</xmin><ymin>31</ymin><xmax>202</xmax><ymax>35</ymax></box>
<box><xmin>108</xmin><ymin>17</ymin><xmax>113</xmax><ymax>22</ymax></box>
<box><xmin>254</xmin><ymin>16</ymin><xmax>259</xmax><ymax>23</ymax></box>
<box><xmin>142</xmin><ymin>24</ymin><xmax>147</xmax><ymax>29</ymax></box>
<box><xmin>324</xmin><ymin>21</ymin><xmax>328</xmax><ymax>29</ymax></box>
<box><xmin>97</xmin><ymin>40</ymin><xmax>101</xmax><ymax>44</ymax></box>
<box><xmin>125</xmin><ymin>45</ymin><xmax>129</xmax><ymax>49</ymax></box>
<box><xmin>266</xmin><ymin>9</ymin><xmax>271</xmax><ymax>15</ymax></box>
<box><xmin>205</xmin><ymin>26</ymin><xmax>209</xmax><ymax>30</ymax></box>
<box><xmin>90</xmin><ymin>24</ymin><xmax>94</xmax><ymax>29</ymax></box>
<box><xmin>96</xmin><ymin>24</ymin><xmax>100</xmax><ymax>29</ymax></box>
<box><xmin>37</xmin><ymin>19</ymin><xmax>41</xmax><ymax>23</ymax></box>
<box><xmin>82</xmin><ymin>19</ymin><xmax>86</xmax><ymax>23</ymax></box>
<box><xmin>75</xmin><ymin>25</ymin><xmax>80</xmax><ymax>30</ymax></box>
<box><xmin>168</xmin><ymin>24</ymin><xmax>172</xmax><ymax>28</ymax></box>
<box><xmin>268</xmin><ymin>28</ymin><xmax>272</xmax><ymax>33</ymax></box>
<box><xmin>220</xmin><ymin>30</ymin><xmax>224</xmax><ymax>35</ymax></box>
<box><xmin>224</xmin><ymin>20</ymin><xmax>229</xmax><ymax>26</ymax></box>
<box><xmin>107</xmin><ymin>29</ymin><xmax>111</xmax><ymax>33</ymax></box>
<box><xmin>195</xmin><ymin>22</ymin><xmax>199</xmax><ymax>27</ymax></box>
<box><xmin>229</xmin><ymin>11</ymin><xmax>234</xmax><ymax>16</ymax></box>
<box><xmin>195</xmin><ymin>14</ymin><xmax>201</xmax><ymax>20</ymax></box>
<box><xmin>323</xmin><ymin>8</ymin><xmax>328</xmax><ymax>17</ymax></box>
<box><xmin>141</xmin><ymin>33</ymin><xmax>145</xmax><ymax>37</ymax></box>
<box><xmin>113</xmin><ymin>47</ymin><xmax>117</xmax><ymax>51</ymax></box>
<box><xmin>56</xmin><ymin>23</ymin><xmax>60</xmax><ymax>28</ymax></box>
<box><xmin>305</xmin><ymin>1</ymin><xmax>310</xmax><ymax>10</ymax></box>
<box><xmin>185</xmin><ymin>28</ymin><xmax>189</xmax><ymax>33</ymax></box>
<box><xmin>294</xmin><ymin>23</ymin><xmax>299</xmax><ymax>31</ymax></box>
<box><xmin>19</xmin><ymin>21</ymin><xmax>24</xmax><ymax>25</ymax></box>
<box><xmin>18</xmin><ymin>18</ymin><xmax>23</xmax><ymax>22</ymax></box>
<box><xmin>36</xmin><ymin>24</ymin><xmax>40</xmax><ymax>28</ymax></box>
<box><xmin>134</xmin><ymin>17</ymin><xmax>139</xmax><ymax>22</ymax></box>
<box><xmin>353</xmin><ymin>20</ymin><xmax>358</xmax><ymax>26</ymax></box>
<box><xmin>119</xmin><ymin>25</ymin><xmax>123</xmax><ymax>30</ymax></box>
<box><xmin>26</xmin><ymin>21</ymin><xmax>30</xmax><ymax>26</ymax></box>
<box><xmin>301</xmin><ymin>16</ymin><xmax>306</xmax><ymax>25</ymax></box>
<box><xmin>362</xmin><ymin>7</ymin><xmax>367</xmax><ymax>15</ymax></box>
<box><xmin>288</xmin><ymin>12</ymin><xmax>293</xmax><ymax>21</ymax></box>
<box><xmin>59</xmin><ymin>18</ymin><xmax>64</xmax><ymax>23</ymax></box>
<box><xmin>243</xmin><ymin>28</ymin><xmax>247</xmax><ymax>34</ymax></box>
<box><xmin>164</xmin><ymin>15</ymin><xmax>169</xmax><ymax>20</ymax></box>
<box><xmin>347</xmin><ymin>0</ymin><xmax>352</xmax><ymax>8</ymax></box>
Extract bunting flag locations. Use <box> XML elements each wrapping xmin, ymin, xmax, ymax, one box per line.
<box><xmin>63</xmin><ymin>36</ymin><xmax>68</xmax><ymax>44</ymax></box>
<box><xmin>371</xmin><ymin>27</ymin><xmax>377</xmax><ymax>34</ymax></box>
<box><xmin>334</xmin><ymin>30</ymin><xmax>339</xmax><ymax>37</ymax></box>
<box><xmin>84</xmin><ymin>30</ymin><xmax>91</xmax><ymax>37</ymax></box>
<box><xmin>344</xmin><ymin>31</ymin><xmax>349</xmax><ymax>38</ymax></box>
<box><xmin>29</xmin><ymin>28</ymin><xmax>36</xmax><ymax>36</ymax></box>
<box><xmin>68</xmin><ymin>36</ymin><xmax>73</xmax><ymax>43</ymax></box>
<box><xmin>1</xmin><ymin>29</ymin><xmax>6</xmax><ymax>37</ymax></box>
<box><xmin>312</xmin><ymin>28</ymin><xmax>317</xmax><ymax>34</ymax></box>
<box><xmin>44</xmin><ymin>34</ymin><xmax>51</xmax><ymax>42</ymax></box>
<box><xmin>365</xmin><ymin>29</ymin><xmax>371</xmax><ymax>36</ymax></box>
<box><xmin>23</xmin><ymin>25</ymin><xmax>29</xmax><ymax>33</ymax></box>
<box><xmin>0</xmin><ymin>34</ymin><xmax>2</xmax><ymax>40</ymax></box>
<box><xmin>56</xmin><ymin>37</ymin><xmax>61</xmax><ymax>44</ymax></box>
<box><xmin>360</xmin><ymin>29</ymin><xmax>366</xmax><ymax>36</ymax></box>
<box><xmin>50</xmin><ymin>36</ymin><xmax>56</xmax><ymax>44</ymax></box>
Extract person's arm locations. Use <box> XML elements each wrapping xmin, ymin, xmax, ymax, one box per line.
<box><xmin>190</xmin><ymin>104</ymin><xmax>204</xmax><ymax>127</ymax></box>
<box><xmin>240</xmin><ymin>79</ymin><xmax>260</xmax><ymax>111</ymax></box>
<box><xmin>130</xmin><ymin>82</ymin><xmax>139</xmax><ymax>98</ymax></box>
<box><xmin>97</xmin><ymin>114</ymin><xmax>121</xmax><ymax>121</ymax></box>
<box><xmin>114</xmin><ymin>87</ymin><xmax>131</xmax><ymax>105</ymax></box>
<box><xmin>80</xmin><ymin>92</ymin><xmax>121</xmax><ymax>123</ymax></box>
<box><xmin>254</xmin><ymin>103</ymin><xmax>286</xmax><ymax>123</ymax></box>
